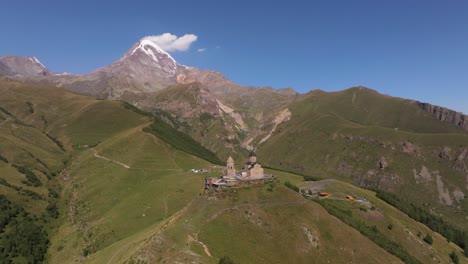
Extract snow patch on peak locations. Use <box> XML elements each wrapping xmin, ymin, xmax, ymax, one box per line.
<box><xmin>131</xmin><ymin>39</ymin><xmax>177</xmax><ymax>66</ymax></box>
<box><xmin>54</xmin><ymin>72</ymin><xmax>71</xmax><ymax>76</ymax></box>
<box><xmin>28</xmin><ymin>56</ymin><xmax>46</xmax><ymax>69</ymax></box>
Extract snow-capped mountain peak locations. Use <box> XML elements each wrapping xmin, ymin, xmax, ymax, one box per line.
<box><xmin>28</xmin><ymin>56</ymin><xmax>46</xmax><ymax>70</ymax></box>
<box><xmin>131</xmin><ymin>39</ymin><xmax>177</xmax><ymax>66</ymax></box>
<box><xmin>0</xmin><ymin>56</ymin><xmax>49</xmax><ymax>77</ymax></box>
<box><xmin>82</xmin><ymin>38</ymin><xmax>188</xmax><ymax>97</ymax></box>
<box><xmin>115</xmin><ymin>39</ymin><xmax>180</xmax><ymax>77</ymax></box>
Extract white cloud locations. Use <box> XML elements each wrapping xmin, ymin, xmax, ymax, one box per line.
<box><xmin>142</xmin><ymin>33</ymin><xmax>198</xmax><ymax>52</ymax></box>
<box><xmin>197</xmin><ymin>48</ymin><xmax>207</xmax><ymax>53</ymax></box>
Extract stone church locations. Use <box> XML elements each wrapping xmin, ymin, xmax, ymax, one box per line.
<box><xmin>205</xmin><ymin>151</ymin><xmax>271</xmax><ymax>189</ymax></box>
<box><xmin>225</xmin><ymin>151</ymin><xmax>264</xmax><ymax>178</ymax></box>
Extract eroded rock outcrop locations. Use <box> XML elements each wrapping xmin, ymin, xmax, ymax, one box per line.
<box><xmin>453</xmin><ymin>188</ymin><xmax>465</xmax><ymax>203</ymax></box>
<box><xmin>439</xmin><ymin>147</ymin><xmax>452</xmax><ymax>160</ymax></box>
<box><xmin>336</xmin><ymin>161</ymin><xmax>353</xmax><ymax>176</ymax></box>
<box><xmin>342</xmin><ymin>135</ymin><xmax>387</xmax><ymax>148</ymax></box>
<box><xmin>377</xmin><ymin>157</ymin><xmax>388</xmax><ymax>169</ymax></box>
<box><xmin>412</xmin><ymin>165</ymin><xmax>465</xmax><ymax>205</ymax></box>
<box><xmin>354</xmin><ymin>170</ymin><xmax>401</xmax><ymax>192</ymax></box>
<box><xmin>401</xmin><ymin>141</ymin><xmax>418</xmax><ymax>154</ymax></box>
<box><xmin>414</xmin><ymin>101</ymin><xmax>468</xmax><ymax>131</ymax></box>
<box><xmin>413</xmin><ymin>166</ymin><xmax>433</xmax><ymax>184</ymax></box>
<box><xmin>435</xmin><ymin>173</ymin><xmax>454</xmax><ymax>206</ymax></box>
<box><xmin>454</xmin><ymin>148</ymin><xmax>468</xmax><ymax>173</ymax></box>
<box><xmin>301</xmin><ymin>227</ymin><xmax>319</xmax><ymax>249</ymax></box>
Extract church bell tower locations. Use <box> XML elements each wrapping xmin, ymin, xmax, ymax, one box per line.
<box><xmin>249</xmin><ymin>151</ymin><xmax>257</xmax><ymax>163</ymax></box>
<box><xmin>226</xmin><ymin>156</ymin><xmax>236</xmax><ymax>177</ymax></box>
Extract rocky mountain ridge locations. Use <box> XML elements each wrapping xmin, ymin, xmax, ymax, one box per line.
<box><xmin>43</xmin><ymin>38</ymin><xmax>298</xmax><ymax>160</ymax></box>
<box><xmin>0</xmin><ymin>56</ymin><xmax>49</xmax><ymax>77</ymax></box>
<box><xmin>413</xmin><ymin>101</ymin><xmax>468</xmax><ymax>131</ymax></box>
<box><xmin>57</xmin><ymin>39</ymin><xmax>255</xmax><ymax>99</ymax></box>
<box><xmin>1</xmin><ymin>39</ymin><xmax>467</xmax><ymax>158</ymax></box>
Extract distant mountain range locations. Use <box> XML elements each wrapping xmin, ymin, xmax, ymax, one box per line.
<box><xmin>1</xmin><ymin>37</ymin><xmax>467</xmax><ymax>169</ymax></box>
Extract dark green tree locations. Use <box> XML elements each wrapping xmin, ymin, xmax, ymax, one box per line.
<box><xmin>219</xmin><ymin>256</ymin><xmax>235</xmax><ymax>264</ymax></box>
<box><xmin>423</xmin><ymin>234</ymin><xmax>433</xmax><ymax>245</ymax></box>
<box><xmin>449</xmin><ymin>251</ymin><xmax>459</xmax><ymax>264</ymax></box>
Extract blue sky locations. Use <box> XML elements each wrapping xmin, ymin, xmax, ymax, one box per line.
<box><xmin>1</xmin><ymin>0</ymin><xmax>467</xmax><ymax>113</ymax></box>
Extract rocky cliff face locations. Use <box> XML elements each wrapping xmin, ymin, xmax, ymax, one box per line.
<box><xmin>414</xmin><ymin>101</ymin><xmax>468</xmax><ymax>131</ymax></box>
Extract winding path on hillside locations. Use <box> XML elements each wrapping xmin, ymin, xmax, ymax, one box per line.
<box><xmin>92</xmin><ymin>149</ymin><xmax>131</xmax><ymax>169</ymax></box>
<box><xmin>188</xmin><ymin>232</ymin><xmax>212</xmax><ymax>258</ymax></box>
<box><xmin>80</xmin><ymin>121</ymin><xmax>194</xmax><ymax>264</ymax></box>
<box><xmin>68</xmin><ymin>119</ymin><xmax>220</xmax><ymax>263</ymax></box>
<box><xmin>88</xmin><ymin>122</ymin><xmax>154</xmax><ymax>170</ymax></box>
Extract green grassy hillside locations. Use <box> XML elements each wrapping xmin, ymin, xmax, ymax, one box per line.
<box><xmin>1</xmin><ymin>79</ymin><xmax>466</xmax><ymax>263</ymax></box>
<box><xmin>48</xmin><ymin>119</ymin><xmax>219</xmax><ymax>263</ymax></box>
<box><xmin>299</xmin><ymin>87</ymin><xmax>464</xmax><ymax>133</ymax></box>
<box><xmin>88</xmin><ymin>173</ymin><xmax>465</xmax><ymax>264</ymax></box>
<box><xmin>304</xmin><ymin>180</ymin><xmax>465</xmax><ymax>264</ymax></box>
<box><xmin>0</xmin><ymin>79</ymin><xmax>223</xmax><ymax>263</ymax></box>
<box><xmin>258</xmin><ymin>87</ymin><xmax>468</xmax><ymax>233</ymax></box>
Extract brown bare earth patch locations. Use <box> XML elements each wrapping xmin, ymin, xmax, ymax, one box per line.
<box><xmin>300</xmin><ymin>179</ymin><xmax>336</xmax><ymax>193</ymax></box>
<box><xmin>358</xmin><ymin>210</ymin><xmax>385</xmax><ymax>222</ymax></box>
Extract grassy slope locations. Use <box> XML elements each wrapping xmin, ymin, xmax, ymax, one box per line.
<box><xmin>1</xmin><ymin>80</ymin><xmax>466</xmax><ymax>263</ymax></box>
<box><xmin>0</xmin><ymin>81</ymin><xmax>70</xmax><ymax>215</ymax></box>
<box><xmin>258</xmin><ymin>87</ymin><xmax>468</xmax><ymax>231</ymax></box>
<box><xmin>49</xmin><ymin>121</ymin><xmax>217</xmax><ymax>263</ymax></box>
<box><xmin>87</xmin><ymin>176</ymin><xmax>400</xmax><ymax>264</ymax></box>
<box><xmin>306</xmin><ymin>180</ymin><xmax>465</xmax><ymax>264</ymax></box>
<box><xmin>107</xmin><ymin>171</ymin><xmax>466</xmax><ymax>264</ymax></box>
<box><xmin>195</xmin><ymin>185</ymin><xmax>399</xmax><ymax>264</ymax></box>
<box><xmin>0</xmin><ymin>79</ymin><xmax>218</xmax><ymax>263</ymax></box>
<box><xmin>309</xmin><ymin>87</ymin><xmax>464</xmax><ymax>133</ymax></box>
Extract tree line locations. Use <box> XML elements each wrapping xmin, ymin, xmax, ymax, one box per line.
<box><xmin>314</xmin><ymin>198</ymin><xmax>421</xmax><ymax>264</ymax></box>
<box><xmin>375</xmin><ymin>190</ymin><xmax>467</xmax><ymax>257</ymax></box>
<box><xmin>0</xmin><ymin>195</ymin><xmax>49</xmax><ymax>263</ymax></box>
